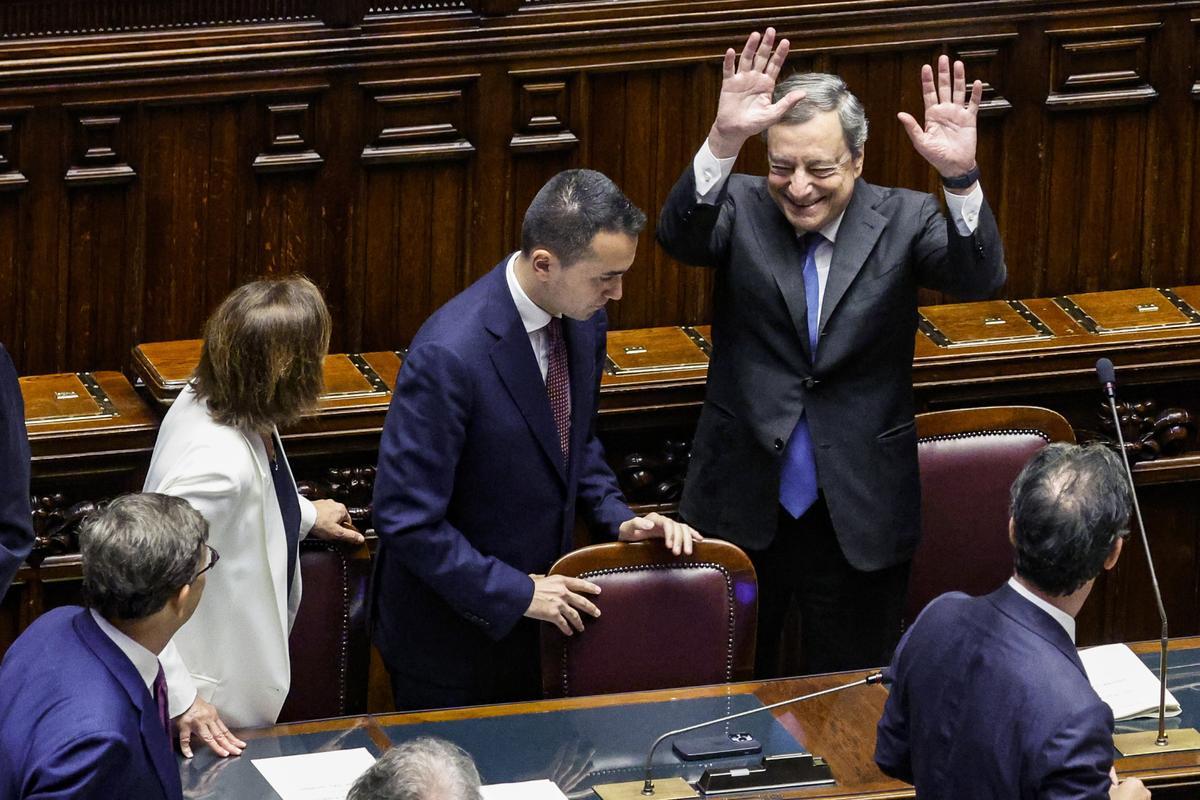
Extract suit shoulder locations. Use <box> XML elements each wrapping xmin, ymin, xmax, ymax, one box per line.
<box><xmin>411</xmin><ymin>274</ymin><xmax>496</xmax><ymax>354</ymax></box>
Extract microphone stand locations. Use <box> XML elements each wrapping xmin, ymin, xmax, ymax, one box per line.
<box><xmin>1099</xmin><ymin>365</ymin><xmax>1200</xmax><ymax>756</ymax></box>
<box><xmin>592</xmin><ymin>671</ymin><xmax>884</xmax><ymax>799</ymax></box>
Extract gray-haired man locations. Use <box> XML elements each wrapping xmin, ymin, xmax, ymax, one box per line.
<box><xmin>0</xmin><ymin>494</ymin><xmax>213</xmax><ymax>800</ymax></box>
<box><xmin>657</xmin><ymin>29</ymin><xmax>1006</xmax><ymax>676</ymax></box>
<box><xmin>349</xmin><ymin>737</ymin><xmax>482</xmax><ymax>800</ymax></box>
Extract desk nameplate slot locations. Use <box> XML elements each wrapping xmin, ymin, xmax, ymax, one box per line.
<box><xmin>919</xmin><ymin>300</ymin><xmax>1053</xmax><ymax>348</ymax></box>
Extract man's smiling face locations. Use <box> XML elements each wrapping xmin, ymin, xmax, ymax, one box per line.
<box><xmin>765</xmin><ymin>111</ymin><xmax>864</xmax><ymax>233</ymax></box>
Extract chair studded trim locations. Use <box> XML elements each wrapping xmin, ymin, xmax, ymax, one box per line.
<box><xmin>919</xmin><ymin>428</ymin><xmax>1052</xmax><ymax>444</ymax></box>
<box><xmin>557</xmin><ymin>562</ymin><xmax>737</xmax><ymax>697</ymax></box>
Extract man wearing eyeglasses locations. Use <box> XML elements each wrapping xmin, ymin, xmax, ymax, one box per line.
<box><xmin>657</xmin><ymin>29</ymin><xmax>1006</xmax><ymax>677</ymax></box>
<box><xmin>0</xmin><ymin>494</ymin><xmax>213</xmax><ymax>799</ymax></box>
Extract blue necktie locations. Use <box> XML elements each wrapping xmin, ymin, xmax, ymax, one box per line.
<box><xmin>779</xmin><ymin>232</ymin><xmax>824</xmax><ymax>518</ymax></box>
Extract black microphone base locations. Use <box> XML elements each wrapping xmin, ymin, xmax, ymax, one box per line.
<box><xmin>1114</xmin><ymin>727</ymin><xmax>1200</xmax><ymax>756</ymax></box>
<box><xmin>698</xmin><ymin>752</ymin><xmax>835</xmax><ymax>795</ymax></box>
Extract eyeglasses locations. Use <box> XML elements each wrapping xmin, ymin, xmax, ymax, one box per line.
<box><xmin>191</xmin><ymin>544</ymin><xmax>220</xmax><ymax>583</ymax></box>
<box><xmin>768</xmin><ymin>152</ymin><xmax>855</xmax><ymax>182</ymax></box>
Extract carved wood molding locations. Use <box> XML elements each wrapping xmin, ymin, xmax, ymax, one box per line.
<box><xmin>0</xmin><ymin>108</ymin><xmax>31</xmax><ymax>191</ymax></box>
<box><xmin>253</xmin><ymin>97</ymin><xmax>326</xmax><ymax>174</ymax></box>
<box><xmin>359</xmin><ymin>75</ymin><xmax>478</xmax><ymax>166</ymax></box>
<box><xmin>63</xmin><ymin>111</ymin><xmax>136</xmax><ymax>188</ymax></box>
<box><xmin>509</xmin><ymin>76</ymin><xmax>579</xmax><ymax>154</ymax></box>
<box><xmin>1045</xmin><ymin>22</ymin><xmax>1161</xmax><ymax>111</ymax></box>
<box><xmin>951</xmin><ymin>39</ymin><xmax>1014</xmax><ymax>118</ymax></box>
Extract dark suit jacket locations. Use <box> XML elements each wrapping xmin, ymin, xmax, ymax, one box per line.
<box><xmin>0</xmin><ymin>606</ymin><xmax>182</xmax><ymax>800</ymax></box>
<box><xmin>875</xmin><ymin>584</ymin><xmax>1114</xmax><ymax>798</ymax></box>
<box><xmin>371</xmin><ymin>259</ymin><xmax>633</xmax><ymax>692</ymax></box>
<box><xmin>658</xmin><ymin>168</ymin><xmax>1005</xmax><ymax>569</ymax></box>
<box><xmin>0</xmin><ymin>342</ymin><xmax>32</xmax><ymax>600</ymax></box>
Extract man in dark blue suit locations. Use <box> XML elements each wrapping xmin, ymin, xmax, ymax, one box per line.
<box><xmin>875</xmin><ymin>443</ymin><xmax>1150</xmax><ymax>799</ymax></box>
<box><xmin>0</xmin><ymin>342</ymin><xmax>32</xmax><ymax>601</ymax></box>
<box><xmin>372</xmin><ymin>169</ymin><xmax>701</xmax><ymax>710</ymax></box>
<box><xmin>0</xmin><ymin>493</ymin><xmax>214</xmax><ymax>800</ymax></box>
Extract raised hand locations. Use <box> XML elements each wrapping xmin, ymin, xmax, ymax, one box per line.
<box><xmin>897</xmin><ymin>55</ymin><xmax>982</xmax><ymax>182</ymax></box>
<box><xmin>708</xmin><ymin>28</ymin><xmax>807</xmax><ymax>159</ymax></box>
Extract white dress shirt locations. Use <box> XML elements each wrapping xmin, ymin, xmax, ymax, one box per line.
<box><xmin>691</xmin><ymin>140</ymin><xmax>985</xmax><ymax>319</ymax></box>
<box><xmin>1007</xmin><ymin>576</ymin><xmax>1076</xmax><ymax>643</ymax></box>
<box><xmin>90</xmin><ymin>608</ymin><xmax>161</xmax><ymax>694</ymax></box>
<box><xmin>505</xmin><ymin>252</ymin><xmax>557</xmax><ymax>382</ymax></box>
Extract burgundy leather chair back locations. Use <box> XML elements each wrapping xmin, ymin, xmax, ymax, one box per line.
<box><xmin>905</xmin><ymin>406</ymin><xmax>1075</xmax><ymax>628</ymax></box>
<box><xmin>540</xmin><ymin>539</ymin><xmax>757</xmax><ymax>698</ymax></box>
<box><xmin>277</xmin><ymin>540</ymin><xmax>371</xmax><ymax>723</ymax></box>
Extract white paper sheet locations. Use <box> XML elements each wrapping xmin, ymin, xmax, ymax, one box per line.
<box><xmin>481</xmin><ymin>779</ymin><xmax>569</xmax><ymax>799</ymax></box>
<box><xmin>252</xmin><ymin>748</ymin><xmax>377</xmax><ymax>800</ymax></box>
<box><xmin>1080</xmin><ymin>643</ymin><xmax>1182</xmax><ymax>721</ymax></box>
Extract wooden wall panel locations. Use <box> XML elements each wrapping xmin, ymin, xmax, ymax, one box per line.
<box><xmin>0</xmin><ymin>1</ymin><xmax>1198</xmax><ymax>377</ymax></box>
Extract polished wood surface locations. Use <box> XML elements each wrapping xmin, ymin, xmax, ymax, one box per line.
<box><xmin>217</xmin><ymin>637</ymin><xmax>1200</xmax><ymax>799</ymax></box>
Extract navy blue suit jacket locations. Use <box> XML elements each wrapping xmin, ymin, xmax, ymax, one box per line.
<box><xmin>0</xmin><ymin>606</ymin><xmax>182</xmax><ymax>800</ymax></box>
<box><xmin>0</xmin><ymin>342</ymin><xmax>32</xmax><ymax>600</ymax></box>
<box><xmin>371</xmin><ymin>259</ymin><xmax>633</xmax><ymax>690</ymax></box>
<box><xmin>875</xmin><ymin>584</ymin><xmax>1114</xmax><ymax>798</ymax></box>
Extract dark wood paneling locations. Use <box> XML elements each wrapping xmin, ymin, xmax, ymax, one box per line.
<box><xmin>0</xmin><ymin>1</ymin><xmax>1197</xmax><ymax>375</ymax></box>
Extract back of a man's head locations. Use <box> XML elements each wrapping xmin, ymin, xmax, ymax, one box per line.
<box><xmin>348</xmin><ymin>737</ymin><xmax>482</xmax><ymax>800</ymax></box>
<box><xmin>80</xmin><ymin>493</ymin><xmax>209</xmax><ymax>622</ymax></box>
<box><xmin>1010</xmin><ymin>442</ymin><xmax>1132</xmax><ymax>596</ymax></box>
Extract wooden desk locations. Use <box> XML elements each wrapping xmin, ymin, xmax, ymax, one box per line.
<box><xmin>182</xmin><ymin>638</ymin><xmax>1200</xmax><ymax>799</ymax></box>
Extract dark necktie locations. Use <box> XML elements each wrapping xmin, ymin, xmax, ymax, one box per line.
<box><xmin>153</xmin><ymin>662</ymin><xmax>171</xmax><ymax>737</ymax></box>
<box><xmin>779</xmin><ymin>232</ymin><xmax>825</xmax><ymax>518</ymax></box>
<box><xmin>545</xmin><ymin>317</ymin><xmax>571</xmax><ymax>465</ymax></box>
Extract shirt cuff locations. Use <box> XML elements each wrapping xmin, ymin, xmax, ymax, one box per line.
<box><xmin>943</xmin><ymin>182</ymin><xmax>983</xmax><ymax>236</ymax></box>
<box><xmin>298</xmin><ymin>494</ymin><xmax>317</xmax><ymax>540</ymax></box>
<box><xmin>693</xmin><ymin>140</ymin><xmax>737</xmax><ymax>202</ymax></box>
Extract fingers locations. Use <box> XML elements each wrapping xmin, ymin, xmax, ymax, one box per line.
<box><xmin>752</xmin><ymin>27</ymin><xmax>775</xmax><ymax>73</ymax></box>
<box><xmin>179</xmin><ymin>726</ymin><xmax>194</xmax><ymax>759</ymax></box>
<box><xmin>967</xmin><ymin>78</ymin><xmax>982</xmax><ymax>116</ymax></box>
<box><xmin>765</xmin><ymin>37</ymin><xmax>790</xmax><ymax>79</ymax></box>
<box><xmin>952</xmin><ymin>58</ymin><xmax>966</xmax><ymax>105</ymax></box>
<box><xmin>769</xmin><ymin>89</ymin><xmax>806</xmax><ymax>117</ymax></box>
<box><xmin>563</xmin><ymin>576</ymin><xmax>602</xmax><ymax>597</ymax></box>
<box><xmin>738</xmin><ymin>31</ymin><xmax>762</xmax><ymax>74</ymax></box>
<box><xmin>338</xmin><ymin>523</ymin><xmax>365</xmax><ymax>544</ymax></box>
<box><xmin>920</xmin><ymin>63</ymin><xmax>937</xmax><ymax>110</ymax></box>
<box><xmin>896</xmin><ymin>111</ymin><xmax>924</xmax><ymax>146</ymax></box>
<box><xmin>936</xmin><ymin>54</ymin><xmax>951</xmax><ymax>105</ymax></box>
<box><xmin>722</xmin><ymin>48</ymin><xmax>736</xmax><ymax>81</ymax></box>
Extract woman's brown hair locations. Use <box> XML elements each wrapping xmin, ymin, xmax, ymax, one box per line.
<box><xmin>193</xmin><ymin>275</ymin><xmax>331</xmax><ymax>433</ymax></box>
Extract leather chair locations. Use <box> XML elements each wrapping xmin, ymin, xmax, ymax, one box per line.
<box><xmin>540</xmin><ymin>539</ymin><xmax>757</xmax><ymax>698</ymax></box>
<box><xmin>277</xmin><ymin>539</ymin><xmax>371</xmax><ymax>723</ymax></box>
<box><xmin>905</xmin><ymin>405</ymin><xmax>1075</xmax><ymax>628</ymax></box>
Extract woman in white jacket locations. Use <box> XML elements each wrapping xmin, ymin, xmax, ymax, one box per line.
<box><xmin>145</xmin><ymin>275</ymin><xmax>364</xmax><ymax>758</ymax></box>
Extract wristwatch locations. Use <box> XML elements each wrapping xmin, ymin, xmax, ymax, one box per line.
<box><xmin>941</xmin><ymin>165</ymin><xmax>981</xmax><ymax>189</ymax></box>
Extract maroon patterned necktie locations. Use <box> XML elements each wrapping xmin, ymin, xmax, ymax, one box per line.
<box><xmin>545</xmin><ymin>317</ymin><xmax>571</xmax><ymax>465</ymax></box>
<box><xmin>154</xmin><ymin>662</ymin><xmax>170</xmax><ymax>737</ymax></box>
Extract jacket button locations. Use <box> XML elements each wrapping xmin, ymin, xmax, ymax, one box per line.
<box><xmin>774</xmin><ymin>438</ymin><xmax>784</xmax><ymax>451</ymax></box>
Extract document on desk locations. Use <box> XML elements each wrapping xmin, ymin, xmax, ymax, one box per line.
<box><xmin>1080</xmin><ymin>643</ymin><xmax>1182</xmax><ymax>721</ymax></box>
<box><xmin>481</xmin><ymin>779</ymin><xmax>568</xmax><ymax>799</ymax></box>
<box><xmin>252</xmin><ymin>748</ymin><xmax>376</xmax><ymax>800</ymax></box>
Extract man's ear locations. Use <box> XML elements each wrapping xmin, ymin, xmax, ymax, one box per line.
<box><xmin>1008</xmin><ymin>517</ymin><xmax>1016</xmax><ymax>547</ymax></box>
<box><xmin>166</xmin><ymin>583</ymin><xmax>192</xmax><ymax>616</ymax></box>
<box><xmin>1103</xmin><ymin>535</ymin><xmax>1125</xmax><ymax>571</ymax></box>
<box><xmin>852</xmin><ymin>147</ymin><xmax>865</xmax><ymax>178</ymax></box>
<box><xmin>529</xmin><ymin>248</ymin><xmax>556</xmax><ymax>280</ymax></box>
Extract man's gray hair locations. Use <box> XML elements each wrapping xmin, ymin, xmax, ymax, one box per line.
<box><xmin>80</xmin><ymin>493</ymin><xmax>208</xmax><ymax>621</ymax></box>
<box><xmin>770</xmin><ymin>73</ymin><xmax>869</xmax><ymax>156</ymax></box>
<box><xmin>348</xmin><ymin>737</ymin><xmax>483</xmax><ymax>800</ymax></box>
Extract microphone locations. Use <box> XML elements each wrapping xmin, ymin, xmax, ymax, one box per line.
<box><xmin>591</xmin><ymin>671</ymin><xmax>885</xmax><ymax>799</ymax></box>
<box><xmin>1096</xmin><ymin>356</ymin><xmax>1116</xmax><ymax>399</ymax></box>
<box><xmin>1096</xmin><ymin>358</ymin><xmax>1200</xmax><ymax>756</ymax></box>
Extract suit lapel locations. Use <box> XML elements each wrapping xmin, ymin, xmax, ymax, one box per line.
<box><xmin>749</xmin><ymin>185</ymin><xmax>814</xmax><ymax>362</ymax></box>
<box><xmin>820</xmin><ymin>179</ymin><xmax>887</xmax><ymax>332</ymax></box>
<box><xmin>74</xmin><ymin>611</ymin><xmax>181</xmax><ymax>800</ymax></box>
<box><xmin>483</xmin><ymin>266</ymin><xmax>568</xmax><ymax>485</ymax></box>
<box><xmin>987</xmin><ymin>583</ymin><xmax>1086</xmax><ymax>676</ymax></box>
